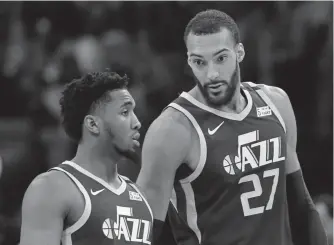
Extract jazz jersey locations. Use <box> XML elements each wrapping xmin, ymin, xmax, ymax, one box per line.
<box><xmin>167</xmin><ymin>82</ymin><xmax>293</xmax><ymax>245</ymax></box>
<box><xmin>50</xmin><ymin>161</ymin><xmax>153</xmax><ymax>245</ymax></box>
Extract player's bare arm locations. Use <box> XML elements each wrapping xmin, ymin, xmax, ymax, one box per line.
<box><xmin>20</xmin><ymin>171</ymin><xmax>81</xmax><ymax>245</ymax></box>
<box><xmin>263</xmin><ymin>84</ymin><xmax>328</xmax><ymax>245</ymax></box>
<box><xmin>136</xmin><ymin>107</ymin><xmax>193</xmax><ymax>236</ymax></box>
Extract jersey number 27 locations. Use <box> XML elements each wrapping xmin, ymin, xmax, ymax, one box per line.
<box><xmin>238</xmin><ymin>168</ymin><xmax>279</xmax><ymax>216</ymax></box>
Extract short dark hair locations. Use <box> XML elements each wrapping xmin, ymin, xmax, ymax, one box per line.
<box><xmin>59</xmin><ymin>71</ymin><xmax>129</xmax><ymax>142</ymax></box>
<box><xmin>184</xmin><ymin>9</ymin><xmax>241</xmax><ymax>45</ymax></box>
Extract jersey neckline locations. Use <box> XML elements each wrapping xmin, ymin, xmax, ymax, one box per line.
<box><xmin>180</xmin><ymin>87</ymin><xmax>253</xmax><ymax>121</ymax></box>
<box><xmin>63</xmin><ymin>160</ymin><xmax>127</xmax><ymax>196</ymax></box>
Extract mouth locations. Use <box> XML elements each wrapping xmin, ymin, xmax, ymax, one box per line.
<box><xmin>207</xmin><ymin>82</ymin><xmax>225</xmax><ymax>93</ymax></box>
<box><xmin>132</xmin><ymin>132</ymin><xmax>141</xmax><ymax>147</ymax></box>
<box><xmin>132</xmin><ymin>132</ymin><xmax>140</xmax><ymax>140</ymax></box>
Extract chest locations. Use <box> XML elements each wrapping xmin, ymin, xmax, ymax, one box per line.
<box><xmin>67</xmin><ymin>184</ymin><xmax>152</xmax><ymax>243</ymax></box>
<box><xmin>90</xmin><ymin>190</ymin><xmax>151</xmax><ymax>242</ymax></box>
<box><xmin>198</xmin><ymin>110</ymin><xmax>287</xmax><ymax>184</ymax></box>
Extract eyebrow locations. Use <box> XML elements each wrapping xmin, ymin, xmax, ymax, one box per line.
<box><xmin>121</xmin><ymin>101</ymin><xmax>135</xmax><ymax>108</ymax></box>
<box><xmin>189</xmin><ymin>48</ymin><xmax>230</xmax><ymax>58</ymax></box>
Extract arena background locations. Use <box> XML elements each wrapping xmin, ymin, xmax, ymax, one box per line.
<box><xmin>0</xmin><ymin>1</ymin><xmax>332</xmax><ymax>244</ymax></box>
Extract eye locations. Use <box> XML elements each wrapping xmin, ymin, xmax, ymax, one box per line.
<box><xmin>121</xmin><ymin>110</ymin><xmax>129</xmax><ymax>116</ymax></box>
<box><xmin>193</xmin><ymin>59</ymin><xmax>205</xmax><ymax>67</ymax></box>
<box><xmin>217</xmin><ymin>55</ymin><xmax>227</xmax><ymax>63</ymax></box>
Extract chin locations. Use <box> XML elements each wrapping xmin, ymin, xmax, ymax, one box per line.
<box><xmin>208</xmin><ymin>86</ymin><xmax>236</xmax><ymax>105</ymax></box>
<box><xmin>117</xmin><ymin>146</ymin><xmax>140</xmax><ymax>163</ymax></box>
<box><xmin>206</xmin><ymin>94</ymin><xmax>230</xmax><ymax>106</ymax></box>
<box><xmin>125</xmin><ymin>149</ymin><xmax>141</xmax><ymax>164</ymax></box>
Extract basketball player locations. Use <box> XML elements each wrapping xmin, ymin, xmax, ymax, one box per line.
<box><xmin>137</xmin><ymin>10</ymin><xmax>327</xmax><ymax>245</ymax></box>
<box><xmin>20</xmin><ymin>71</ymin><xmax>153</xmax><ymax>245</ymax></box>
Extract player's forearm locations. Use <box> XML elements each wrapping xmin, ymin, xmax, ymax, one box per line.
<box><xmin>286</xmin><ymin>170</ymin><xmax>328</xmax><ymax>245</ymax></box>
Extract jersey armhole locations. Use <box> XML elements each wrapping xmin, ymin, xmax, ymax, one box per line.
<box><xmin>167</xmin><ymin>103</ymin><xmax>207</xmax><ymax>184</ymax></box>
<box><xmin>51</xmin><ymin>167</ymin><xmax>92</xmax><ymax>237</ymax></box>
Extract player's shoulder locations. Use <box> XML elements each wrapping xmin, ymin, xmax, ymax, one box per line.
<box><xmin>146</xmin><ymin>106</ymin><xmax>192</xmax><ymax>141</ymax></box>
<box><xmin>159</xmin><ymin>105</ymin><xmax>192</xmax><ymax>128</ymax></box>
<box><xmin>254</xmin><ymin>83</ymin><xmax>295</xmax><ymax>125</ymax></box>
<box><xmin>28</xmin><ymin>171</ymin><xmax>66</xmax><ymax>192</ymax></box>
<box><xmin>255</xmin><ymin>83</ymin><xmax>289</xmax><ymax>102</ymax></box>
<box><xmin>23</xmin><ymin>170</ymin><xmax>75</xmax><ymax>207</ymax></box>
<box><xmin>142</xmin><ymin>105</ymin><xmax>192</xmax><ymax>163</ymax></box>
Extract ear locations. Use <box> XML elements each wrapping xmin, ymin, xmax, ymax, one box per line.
<box><xmin>84</xmin><ymin>115</ymin><xmax>100</xmax><ymax>135</ymax></box>
<box><xmin>235</xmin><ymin>43</ymin><xmax>245</xmax><ymax>63</ymax></box>
<box><xmin>187</xmin><ymin>52</ymin><xmax>192</xmax><ymax>67</ymax></box>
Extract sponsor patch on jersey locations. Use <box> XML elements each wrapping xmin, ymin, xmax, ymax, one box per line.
<box><xmin>256</xmin><ymin>106</ymin><xmax>272</xmax><ymax>117</ymax></box>
<box><xmin>129</xmin><ymin>191</ymin><xmax>142</xmax><ymax>201</ymax></box>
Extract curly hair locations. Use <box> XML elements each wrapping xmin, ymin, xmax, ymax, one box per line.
<box><xmin>59</xmin><ymin>71</ymin><xmax>129</xmax><ymax>142</ymax></box>
<box><xmin>184</xmin><ymin>9</ymin><xmax>241</xmax><ymax>45</ymax></box>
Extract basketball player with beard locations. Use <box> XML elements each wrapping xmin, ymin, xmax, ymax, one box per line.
<box><xmin>20</xmin><ymin>71</ymin><xmax>153</xmax><ymax>245</ymax></box>
<box><xmin>137</xmin><ymin>10</ymin><xmax>327</xmax><ymax>245</ymax></box>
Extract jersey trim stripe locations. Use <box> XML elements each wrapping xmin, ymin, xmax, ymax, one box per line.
<box><xmin>61</xmin><ymin>232</ymin><xmax>72</xmax><ymax>245</ymax></box>
<box><xmin>179</xmin><ymin>90</ymin><xmax>253</xmax><ymax>121</ymax></box>
<box><xmin>63</xmin><ymin>161</ymin><xmax>127</xmax><ymax>195</ymax></box>
<box><xmin>168</xmin><ymin>103</ymin><xmax>207</xmax><ymax>183</ymax></box>
<box><xmin>243</xmin><ymin>81</ymin><xmax>257</xmax><ymax>88</ymax></box>
<box><xmin>256</xmin><ymin>89</ymin><xmax>286</xmax><ymax>133</ymax></box>
<box><xmin>119</xmin><ymin>174</ymin><xmax>130</xmax><ymax>181</ymax></box>
<box><xmin>171</xmin><ymin>188</ymin><xmax>178</xmax><ymax>211</ymax></box>
<box><xmin>181</xmin><ymin>182</ymin><xmax>201</xmax><ymax>244</ymax></box>
<box><xmin>174</xmin><ymin>181</ymin><xmax>188</xmax><ymax>222</ymax></box>
<box><xmin>128</xmin><ymin>182</ymin><xmax>154</xmax><ymax>223</ymax></box>
<box><xmin>52</xmin><ymin>167</ymin><xmax>92</xmax><ymax>235</ymax></box>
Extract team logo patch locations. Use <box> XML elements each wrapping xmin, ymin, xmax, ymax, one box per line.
<box><xmin>256</xmin><ymin>106</ymin><xmax>272</xmax><ymax>117</ymax></box>
<box><xmin>222</xmin><ymin>130</ymin><xmax>285</xmax><ymax>176</ymax></box>
<box><xmin>129</xmin><ymin>191</ymin><xmax>142</xmax><ymax>201</ymax></box>
<box><xmin>102</xmin><ymin>206</ymin><xmax>151</xmax><ymax>243</ymax></box>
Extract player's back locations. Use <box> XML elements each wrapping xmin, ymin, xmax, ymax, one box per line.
<box><xmin>50</xmin><ymin>161</ymin><xmax>153</xmax><ymax>245</ymax></box>
<box><xmin>166</xmin><ymin>82</ymin><xmax>293</xmax><ymax>245</ymax></box>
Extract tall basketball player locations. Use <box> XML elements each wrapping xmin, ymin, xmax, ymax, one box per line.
<box><xmin>137</xmin><ymin>10</ymin><xmax>327</xmax><ymax>245</ymax></box>
<box><xmin>20</xmin><ymin>71</ymin><xmax>153</xmax><ymax>245</ymax></box>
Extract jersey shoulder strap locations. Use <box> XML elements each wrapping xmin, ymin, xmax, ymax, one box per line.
<box><xmin>243</xmin><ymin>82</ymin><xmax>286</xmax><ymax>133</ymax></box>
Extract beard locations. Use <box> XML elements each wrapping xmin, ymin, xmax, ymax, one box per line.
<box><xmin>105</xmin><ymin>126</ymin><xmax>140</xmax><ymax>164</ymax></box>
<box><xmin>115</xmin><ymin>146</ymin><xmax>140</xmax><ymax>164</ymax></box>
<box><xmin>195</xmin><ymin>60</ymin><xmax>240</xmax><ymax>107</ymax></box>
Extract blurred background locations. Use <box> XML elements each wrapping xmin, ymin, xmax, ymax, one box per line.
<box><xmin>0</xmin><ymin>1</ymin><xmax>332</xmax><ymax>245</ymax></box>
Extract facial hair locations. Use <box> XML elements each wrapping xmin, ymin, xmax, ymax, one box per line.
<box><xmin>105</xmin><ymin>126</ymin><xmax>139</xmax><ymax>163</ymax></box>
<box><xmin>195</xmin><ymin>60</ymin><xmax>240</xmax><ymax>107</ymax></box>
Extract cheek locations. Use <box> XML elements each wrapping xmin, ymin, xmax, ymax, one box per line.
<box><xmin>102</xmin><ymin>118</ymin><xmax>120</xmax><ymax>136</ymax></box>
<box><xmin>192</xmin><ymin>67</ymin><xmax>206</xmax><ymax>81</ymax></box>
<box><xmin>219</xmin><ymin>59</ymin><xmax>237</xmax><ymax>77</ymax></box>
<box><xmin>110</xmin><ymin>119</ymin><xmax>130</xmax><ymax>139</ymax></box>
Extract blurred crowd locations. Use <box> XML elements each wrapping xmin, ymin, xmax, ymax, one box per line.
<box><xmin>0</xmin><ymin>2</ymin><xmax>332</xmax><ymax>245</ymax></box>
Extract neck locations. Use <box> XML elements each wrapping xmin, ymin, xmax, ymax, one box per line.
<box><xmin>72</xmin><ymin>141</ymin><xmax>122</xmax><ymax>185</ymax></box>
<box><xmin>192</xmin><ymin>83</ymin><xmax>247</xmax><ymax>114</ymax></box>
<box><xmin>222</xmin><ymin>83</ymin><xmax>246</xmax><ymax>113</ymax></box>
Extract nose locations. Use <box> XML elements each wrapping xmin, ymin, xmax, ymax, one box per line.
<box><xmin>207</xmin><ymin>63</ymin><xmax>219</xmax><ymax>80</ymax></box>
<box><xmin>132</xmin><ymin>112</ymin><xmax>141</xmax><ymax>131</ymax></box>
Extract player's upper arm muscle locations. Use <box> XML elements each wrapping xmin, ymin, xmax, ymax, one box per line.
<box><xmin>20</xmin><ymin>172</ymin><xmax>68</xmax><ymax>245</ymax></box>
<box><xmin>262</xmin><ymin>85</ymin><xmax>300</xmax><ymax>174</ymax></box>
<box><xmin>137</xmin><ymin>110</ymin><xmax>191</xmax><ymax>220</ymax></box>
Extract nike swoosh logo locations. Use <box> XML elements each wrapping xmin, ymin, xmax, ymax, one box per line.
<box><xmin>208</xmin><ymin>121</ymin><xmax>224</xmax><ymax>135</ymax></box>
<box><xmin>90</xmin><ymin>188</ymin><xmax>105</xmax><ymax>196</ymax></box>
